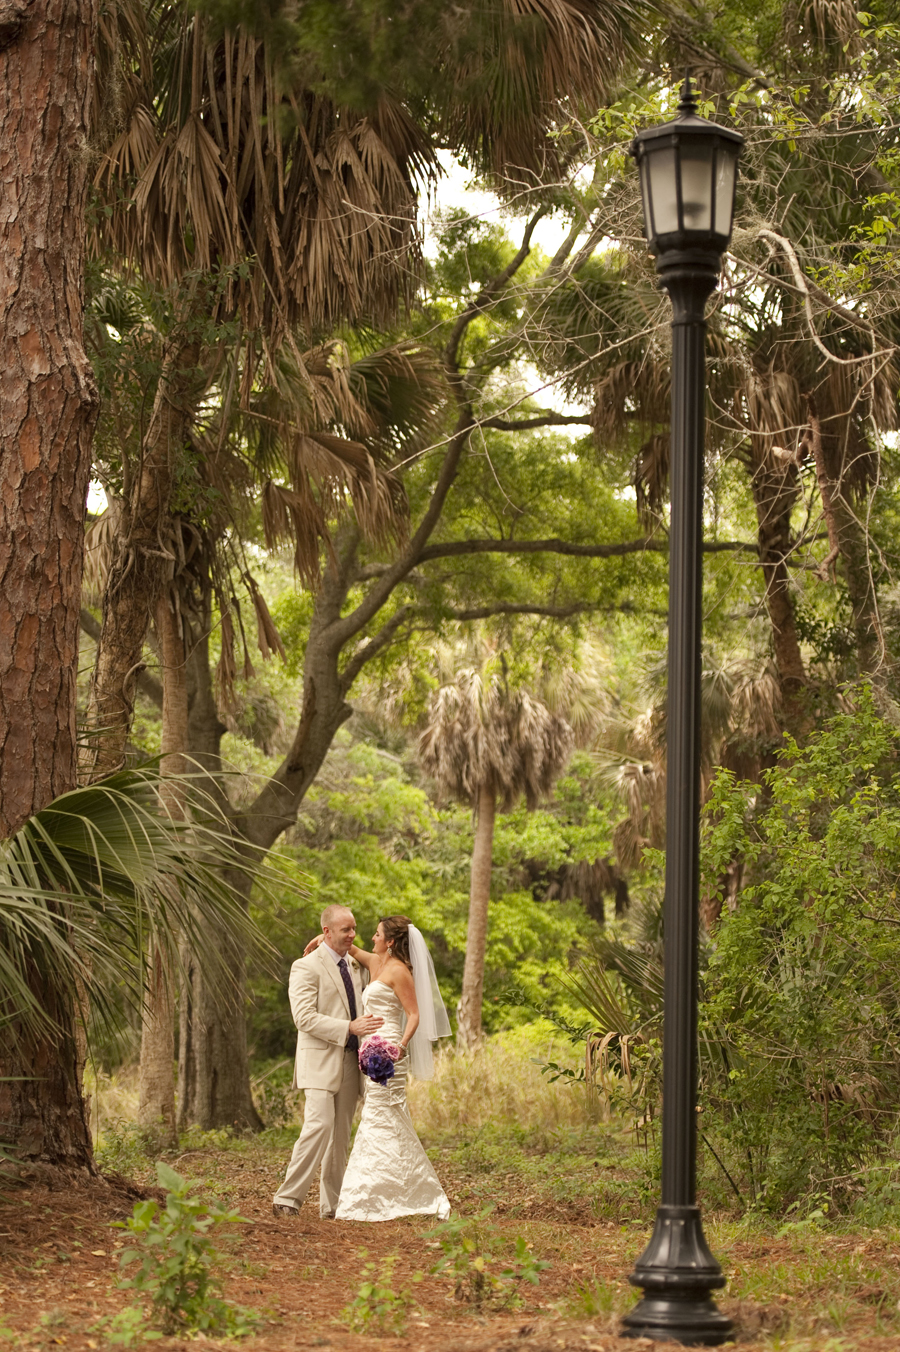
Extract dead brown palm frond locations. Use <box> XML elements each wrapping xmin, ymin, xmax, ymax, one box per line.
<box><xmin>593</xmin><ymin>357</ymin><xmax>671</xmax><ymax>443</ymax></box>
<box><xmin>613</xmin><ymin>809</ymin><xmax>651</xmax><ymax>873</ymax></box>
<box><xmin>743</xmin><ymin>366</ymin><xmax>804</xmax><ymax>447</ymax></box>
<box><xmin>721</xmin><ymin>663</ymin><xmax>783</xmax><ymax>779</ymax></box>
<box><xmin>201</xmin><ymin>336</ymin><xmax>441</xmax><ymax>577</ymax></box>
<box><xmin>92</xmin><ymin>0</ymin><xmax>151</xmax><ymax>152</ymax></box>
<box><xmin>634</xmin><ymin>432</ymin><xmax>670</xmax><ymax>525</ymax></box>
<box><xmin>784</xmin><ymin>0</ymin><xmax>864</xmax><ymax>63</ymax></box>
<box><xmin>246</xmin><ymin>575</ymin><xmax>287</xmax><ymax>665</ymax></box>
<box><xmin>595</xmin><ymin>756</ymin><xmax>664</xmax><ymax>869</ymax></box>
<box><xmin>215</xmin><ymin>603</ymin><xmax>239</xmax><ymax>713</ymax></box>
<box><xmin>260</xmin><ymin>480</ymin><xmax>333</xmax><ymax>586</ymax></box>
<box><xmin>591</xmin><ymin>648</ymin><xmax>787</xmax><ymax>873</ymax></box>
<box><xmin>419</xmin><ymin>665</ymin><xmax>573</xmax><ymax>813</ymax></box>
<box><xmin>92</xmin><ymin>12</ymin><xmax>434</xmax><ymax>337</ymax></box>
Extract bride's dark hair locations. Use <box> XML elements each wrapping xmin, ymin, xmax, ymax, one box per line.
<box><xmin>381</xmin><ymin>915</ymin><xmax>413</xmax><ymax>970</ymax></box>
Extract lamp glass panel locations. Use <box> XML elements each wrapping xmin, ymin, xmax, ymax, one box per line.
<box><xmin>647</xmin><ymin>147</ymin><xmax>679</xmax><ymax>236</ymax></box>
<box><xmin>713</xmin><ymin>150</ymin><xmax>737</xmax><ymax>237</ymax></box>
<box><xmin>678</xmin><ymin>142</ymin><xmax>714</xmax><ymax>230</ymax></box>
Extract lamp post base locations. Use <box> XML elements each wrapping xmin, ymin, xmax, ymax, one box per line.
<box><xmin>622</xmin><ymin>1205</ymin><xmax>733</xmax><ymax>1346</ymax></box>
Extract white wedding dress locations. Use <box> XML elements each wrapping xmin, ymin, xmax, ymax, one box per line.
<box><xmin>335</xmin><ymin>981</ymin><xmax>451</xmax><ymax>1222</ymax></box>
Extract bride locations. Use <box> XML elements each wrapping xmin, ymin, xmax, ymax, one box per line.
<box><xmin>307</xmin><ymin>914</ymin><xmax>451</xmax><ymax>1221</ymax></box>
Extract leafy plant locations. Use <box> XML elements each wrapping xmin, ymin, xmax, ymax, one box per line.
<box><xmin>501</xmin><ymin>1235</ymin><xmax>552</xmax><ymax>1289</ymax></box>
<box><xmin>94</xmin><ymin>1120</ymin><xmax>156</xmax><ymax>1179</ymax></box>
<box><xmin>701</xmin><ymin>692</ymin><xmax>900</xmax><ymax>1211</ymax></box>
<box><xmin>0</xmin><ymin>766</ymin><xmax>272</xmax><ymax>1047</ymax></box>
<box><xmin>113</xmin><ymin>1161</ymin><xmax>258</xmax><ymax>1337</ymax></box>
<box><xmin>339</xmin><ymin>1252</ymin><xmax>419</xmax><ymax>1334</ymax></box>
<box><xmin>92</xmin><ymin>1305</ymin><xmax>160</xmax><ymax>1347</ymax></box>
<box><xmin>424</xmin><ymin>1207</ymin><xmax>549</xmax><ymax>1309</ymax></box>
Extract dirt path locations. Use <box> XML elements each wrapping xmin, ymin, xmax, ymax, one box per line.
<box><xmin>1</xmin><ymin>1147</ymin><xmax>899</xmax><ymax>1351</ymax></box>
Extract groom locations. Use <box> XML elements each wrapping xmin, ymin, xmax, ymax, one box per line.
<box><xmin>272</xmin><ymin>904</ymin><xmax>383</xmax><ymax>1219</ymax></box>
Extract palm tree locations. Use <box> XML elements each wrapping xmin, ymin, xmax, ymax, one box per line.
<box><xmin>419</xmin><ymin>663</ymin><xmax>573</xmax><ymax>1048</ymax></box>
<box><xmin>593</xmin><ymin>650</ymin><xmax>782</xmax><ymax>923</ymax></box>
<box><xmin>84</xmin><ymin>7</ymin><xmax>435</xmax><ymax>779</ymax></box>
<box><xmin>83</xmin><ymin>0</ymin><xmax>646</xmax><ymax>1124</ymax></box>
<box><xmin>86</xmin><ymin>0</ymin><xmax>648</xmax><ymax>778</ymax></box>
<box><xmin>0</xmin><ymin>767</ymin><xmax>268</xmax><ymax>1169</ymax></box>
<box><xmin>84</xmin><ymin>314</ymin><xmax>443</xmax><ymax>1132</ymax></box>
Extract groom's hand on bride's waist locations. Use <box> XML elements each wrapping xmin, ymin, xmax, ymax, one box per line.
<box><xmin>349</xmin><ymin>1014</ymin><xmax>384</xmax><ymax>1036</ymax></box>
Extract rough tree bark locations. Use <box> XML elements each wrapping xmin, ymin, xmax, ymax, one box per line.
<box><xmin>0</xmin><ymin>977</ymin><xmax>94</xmax><ymax>1175</ymax></box>
<box><xmin>176</xmin><ymin>590</ymin><xmax>263</xmax><ymax>1131</ymax></box>
<box><xmin>748</xmin><ymin>453</ymin><xmax>809</xmax><ymax>726</ymax></box>
<box><xmin>456</xmin><ymin>782</ymin><xmax>496</xmax><ymax>1050</ymax></box>
<box><xmin>137</xmin><ymin>585</ymin><xmax>188</xmax><ymax>1144</ymax></box>
<box><xmin>0</xmin><ymin>0</ymin><xmax>99</xmax><ymax>833</ymax></box>
<box><xmin>0</xmin><ymin>0</ymin><xmax>100</xmax><ymax>1171</ymax></box>
<box><xmin>84</xmin><ymin>335</ymin><xmax>203</xmax><ymax>779</ymax></box>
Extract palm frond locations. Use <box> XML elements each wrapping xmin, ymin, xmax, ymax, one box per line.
<box><xmin>443</xmin><ymin>0</ymin><xmax>645</xmax><ymax>182</ymax></box>
<box><xmin>0</xmin><ymin>768</ymin><xmax>273</xmax><ymax>1047</ymax></box>
<box><xmin>92</xmin><ymin>14</ymin><xmax>433</xmax><ymax>335</ymax></box>
<box><xmin>419</xmin><ymin>664</ymin><xmax>573</xmax><ymax>810</ymax></box>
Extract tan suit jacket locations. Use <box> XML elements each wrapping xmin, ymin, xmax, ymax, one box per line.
<box><xmin>289</xmin><ymin>945</ymin><xmax>365</xmax><ymax>1094</ymax></box>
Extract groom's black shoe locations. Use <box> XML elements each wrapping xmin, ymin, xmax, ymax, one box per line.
<box><xmin>272</xmin><ymin>1204</ymin><xmax>300</xmax><ymax>1218</ymax></box>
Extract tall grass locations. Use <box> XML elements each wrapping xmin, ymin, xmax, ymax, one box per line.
<box><xmin>85</xmin><ymin>1022</ymin><xmax>594</xmax><ymax>1154</ymax></box>
<box><xmin>85</xmin><ymin>1062</ymin><xmax>140</xmax><ymax>1143</ymax></box>
<box><xmin>409</xmin><ymin>1021</ymin><xmax>593</xmax><ymax>1137</ymax></box>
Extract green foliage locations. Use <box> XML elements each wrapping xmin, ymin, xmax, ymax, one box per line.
<box><xmin>113</xmin><ymin>1163</ymin><xmax>258</xmax><ymax>1338</ymax></box>
<box><xmin>248</xmin><ymin>732</ymin><xmax>609</xmax><ymax>1057</ymax></box>
<box><xmin>93</xmin><ymin>1305</ymin><xmax>162</xmax><ymax>1347</ymax></box>
<box><xmin>562</xmin><ymin>1277</ymin><xmax>624</xmax><ymax>1318</ymax></box>
<box><xmin>700</xmin><ymin>689</ymin><xmax>900</xmax><ymax>1211</ymax></box>
<box><xmin>94</xmin><ymin>1120</ymin><xmax>156</xmax><ymax>1180</ymax></box>
<box><xmin>0</xmin><ymin>767</ymin><xmax>271</xmax><ymax>1049</ymax></box>
<box><xmin>424</xmin><ymin>1206</ymin><xmax>549</xmax><ymax>1309</ymax></box>
<box><xmin>339</xmin><ymin>1252</ymin><xmax>420</xmax><ymax>1335</ymax></box>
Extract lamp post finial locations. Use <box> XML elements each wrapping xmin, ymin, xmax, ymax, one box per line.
<box><xmin>678</xmin><ymin>71</ymin><xmax>698</xmax><ymax>116</ymax></box>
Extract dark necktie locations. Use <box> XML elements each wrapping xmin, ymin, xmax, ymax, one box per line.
<box><xmin>338</xmin><ymin>958</ymin><xmax>358</xmax><ymax>1052</ymax></box>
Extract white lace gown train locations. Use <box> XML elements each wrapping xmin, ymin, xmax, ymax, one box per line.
<box><xmin>335</xmin><ymin>981</ymin><xmax>450</xmax><ymax>1222</ymax></box>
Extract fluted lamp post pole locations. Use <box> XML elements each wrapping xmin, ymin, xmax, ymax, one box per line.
<box><xmin>622</xmin><ymin>79</ymin><xmax>743</xmax><ymax>1347</ymax></box>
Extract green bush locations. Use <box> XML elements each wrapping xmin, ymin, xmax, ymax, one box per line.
<box><xmin>700</xmin><ymin>690</ymin><xmax>900</xmax><ymax>1212</ymax></box>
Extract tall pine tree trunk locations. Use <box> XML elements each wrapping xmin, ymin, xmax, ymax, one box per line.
<box><xmin>456</xmin><ymin>782</ymin><xmax>496</xmax><ymax>1050</ymax></box>
<box><xmin>0</xmin><ymin>0</ymin><xmax>100</xmax><ymax>1170</ymax></box>
<box><xmin>0</xmin><ymin>978</ymin><xmax>94</xmax><ymax>1175</ymax></box>
<box><xmin>0</xmin><ymin>0</ymin><xmax>99</xmax><ymax>832</ymax></box>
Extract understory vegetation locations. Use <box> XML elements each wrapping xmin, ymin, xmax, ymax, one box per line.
<box><xmin>7</xmin><ymin>7</ymin><xmax>900</xmax><ymax>1347</ymax></box>
<box><xmin>72</xmin><ymin>1038</ymin><xmax>900</xmax><ymax>1348</ymax></box>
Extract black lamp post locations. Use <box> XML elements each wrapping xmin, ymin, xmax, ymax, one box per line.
<box><xmin>621</xmin><ymin>79</ymin><xmax>742</xmax><ymax>1347</ymax></box>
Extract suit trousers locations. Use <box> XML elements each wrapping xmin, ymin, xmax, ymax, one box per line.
<box><xmin>273</xmin><ymin>1049</ymin><xmax>360</xmax><ymax>1216</ymax></box>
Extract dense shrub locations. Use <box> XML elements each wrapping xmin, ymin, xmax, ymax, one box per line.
<box><xmin>700</xmin><ymin>689</ymin><xmax>900</xmax><ymax>1212</ymax></box>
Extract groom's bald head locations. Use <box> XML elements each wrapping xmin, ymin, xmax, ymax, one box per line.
<box><xmin>321</xmin><ymin>905</ymin><xmax>356</xmax><ymax>956</ymax></box>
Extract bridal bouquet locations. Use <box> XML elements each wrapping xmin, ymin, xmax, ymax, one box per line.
<box><xmin>359</xmin><ymin>1034</ymin><xmax>401</xmax><ymax>1085</ymax></box>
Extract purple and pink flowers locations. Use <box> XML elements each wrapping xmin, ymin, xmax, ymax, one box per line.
<box><xmin>359</xmin><ymin>1034</ymin><xmax>401</xmax><ymax>1085</ymax></box>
